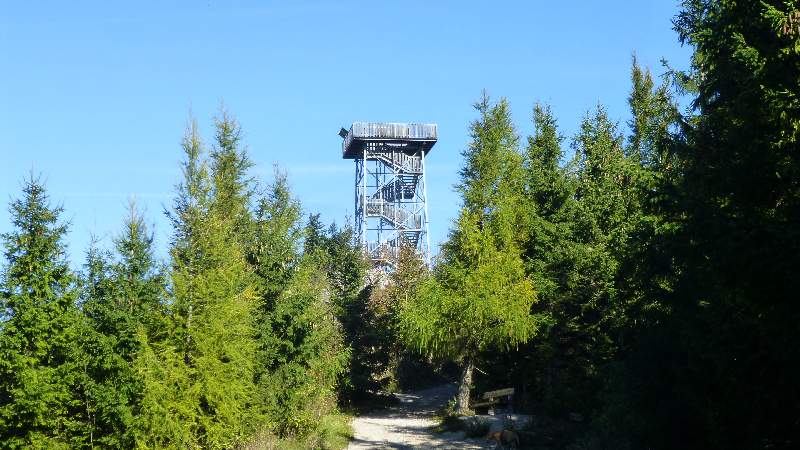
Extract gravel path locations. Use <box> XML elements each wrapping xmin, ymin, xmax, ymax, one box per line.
<box><xmin>348</xmin><ymin>384</ymin><xmax>495</xmax><ymax>449</ymax></box>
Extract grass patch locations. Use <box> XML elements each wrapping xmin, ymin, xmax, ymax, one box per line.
<box><xmin>316</xmin><ymin>413</ymin><xmax>354</xmax><ymax>449</ymax></box>
<box><xmin>239</xmin><ymin>413</ymin><xmax>353</xmax><ymax>450</ymax></box>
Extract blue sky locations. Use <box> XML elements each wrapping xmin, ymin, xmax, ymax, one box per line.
<box><xmin>0</xmin><ymin>1</ymin><xmax>691</xmax><ymax>266</ymax></box>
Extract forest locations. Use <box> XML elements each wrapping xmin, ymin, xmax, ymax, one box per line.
<box><xmin>1</xmin><ymin>1</ymin><xmax>798</xmax><ymax>449</ymax></box>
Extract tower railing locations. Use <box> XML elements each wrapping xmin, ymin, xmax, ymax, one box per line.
<box><xmin>342</xmin><ymin>122</ymin><xmax>437</xmax><ymax>158</ymax></box>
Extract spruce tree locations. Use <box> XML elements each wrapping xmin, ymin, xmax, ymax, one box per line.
<box><xmin>553</xmin><ymin>106</ymin><xmax>637</xmax><ymax>413</ymax></box>
<box><xmin>258</xmin><ymin>257</ymin><xmax>348</xmax><ymax>436</ymax></box>
<box><xmin>0</xmin><ymin>176</ymin><xmax>81</xmax><ymax>448</ymax></box>
<box><xmin>248</xmin><ymin>170</ymin><xmax>304</xmax><ymax>423</ymax></box>
<box><xmin>77</xmin><ymin>202</ymin><xmax>166</xmax><ymax>448</ymax></box>
<box><xmin>302</xmin><ymin>213</ymin><xmax>327</xmax><ymax>256</ymax></box>
<box><xmin>517</xmin><ymin>103</ymin><xmax>576</xmax><ymax>410</ymax></box>
<box><xmin>249</xmin><ymin>170</ymin><xmax>302</xmax><ymax>314</ymax></box>
<box><xmin>634</xmin><ymin>2</ymin><xmax>800</xmax><ymax>447</ymax></box>
<box><xmin>315</xmin><ymin>222</ymin><xmax>371</xmax><ymax>399</ymax></box>
<box><xmin>111</xmin><ymin>202</ymin><xmax>167</xmax><ymax>340</ymax></box>
<box><xmin>626</xmin><ymin>55</ymin><xmax>679</xmax><ymax>169</ymax></box>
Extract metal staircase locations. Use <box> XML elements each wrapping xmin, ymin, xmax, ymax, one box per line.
<box><xmin>341</xmin><ymin>122</ymin><xmax>436</xmax><ymax>266</ymax></box>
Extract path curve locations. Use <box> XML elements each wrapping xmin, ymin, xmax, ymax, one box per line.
<box><xmin>348</xmin><ymin>384</ymin><xmax>494</xmax><ymax>449</ymax></box>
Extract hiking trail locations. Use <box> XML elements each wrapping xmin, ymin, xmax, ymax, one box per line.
<box><xmin>348</xmin><ymin>384</ymin><xmax>495</xmax><ymax>449</ymax></box>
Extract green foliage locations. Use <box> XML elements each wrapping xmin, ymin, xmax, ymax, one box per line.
<box><xmin>0</xmin><ymin>113</ymin><xmax>357</xmax><ymax>449</ymax></box>
<box><xmin>240</xmin><ymin>412</ymin><xmax>353</xmax><ymax>450</ymax></box>
<box><xmin>74</xmin><ymin>202</ymin><xmax>167</xmax><ymax>449</ymax></box>
<box><xmin>401</xmin><ymin>213</ymin><xmax>537</xmax><ymax>359</ymax></box>
<box><xmin>246</xmin><ymin>176</ymin><xmax>351</xmax><ymax>439</ymax></box>
<box><xmin>209</xmin><ymin>108</ymin><xmax>256</xmax><ymax>236</ymax></box>
<box><xmin>300</xmin><ymin>220</ymin><xmax>372</xmax><ymax>400</ymax></box>
<box><xmin>0</xmin><ymin>176</ymin><xmax>82</xmax><ymax>449</ymax></box>
<box><xmin>134</xmin><ymin>116</ymin><xmax>260</xmax><ymax>449</ymax></box>
<box><xmin>458</xmin><ymin>94</ymin><xmax>525</xmax><ymax>216</ymax></box>
<box><xmin>616</xmin><ymin>1</ymin><xmax>800</xmax><ymax>447</ymax></box>
<box><xmin>250</xmin><ymin>170</ymin><xmax>302</xmax><ymax>309</ymax></box>
<box><xmin>399</xmin><ymin>95</ymin><xmax>539</xmax><ymax>413</ymax></box>
<box><xmin>259</xmin><ymin>257</ymin><xmax>349</xmax><ymax>436</ymax></box>
<box><xmin>4</xmin><ymin>3</ymin><xmax>798</xmax><ymax>446</ymax></box>
<box><xmin>626</xmin><ymin>55</ymin><xmax>680</xmax><ymax>169</ymax></box>
<box><xmin>353</xmin><ymin>246</ymin><xmax>431</xmax><ymax>393</ymax></box>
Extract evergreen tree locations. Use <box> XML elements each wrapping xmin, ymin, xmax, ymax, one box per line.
<box><xmin>302</xmin><ymin>213</ymin><xmax>327</xmax><ymax>256</ymax></box>
<box><xmin>0</xmin><ymin>176</ymin><xmax>81</xmax><ymax>448</ymax></box>
<box><xmin>249</xmin><ymin>174</ymin><xmax>353</xmax><ymax>438</ymax></box>
<box><xmin>342</xmin><ymin>246</ymin><xmax>429</xmax><ymax>396</ymax></box>
<box><xmin>515</xmin><ymin>103</ymin><xmax>577</xmax><ymax>411</ymax></box>
<box><xmin>379</xmin><ymin>246</ymin><xmax>429</xmax><ymax>389</ymax></box>
<box><xmin>248</xmin><ymin>170</ymin><xmax>304</xmax><ymax>424</ymax></box>
<box><xmin>249</xmin><ymin>170</ymin><xmax>302</xmax><ymax>313</ymax></box>
<box><xmin>258</xmin><ymin>257</ymin><xmax>348</xmax><ymax>436</ymax></box>
<box><xmin>553</xmin><ymin>106</ymin><xmax>637</xmax><ymax>413</ymax></box>
<box><xmin>76</xmin><ymin>202</ymin><xmax>166</xmax><ymax>448</ymax></box>
<box><xmin>111</xmin><ymin>202</ymin><xmax>167</xmax><ymax>340</ymax></box>
<box><xmin>626</xmin><ymin>55</ymin><xmax>679</xmax><ymax>169</ymax></box>
<box><xmin>308</xmin><ymin>221</ymin><xmax>370</xmax><ymax>401</ymax></box>
<box><xmin>622</xmin><ymin>2</ymin><xmax>800</xmax><ymax>447</ymax></box>
<box><xmin>321</xmin><ymin>222</ymin><xmax>366</xmax><ymax>316</ymax></box>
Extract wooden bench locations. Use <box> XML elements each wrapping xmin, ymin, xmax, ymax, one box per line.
<box><xmin>471</xmin><ymin>387</ymin><xmax>515</xmax><ymax>412</ymax></box>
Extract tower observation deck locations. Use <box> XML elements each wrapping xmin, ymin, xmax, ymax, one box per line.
<box><xmin>340</xmin><ymin>122</ymin><xmax>437</xmax><ymax>266</ymax></box>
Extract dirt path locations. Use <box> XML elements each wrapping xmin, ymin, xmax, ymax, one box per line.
<box><xmin>348</xmin><ymin>384</ymin><xmax>495</xmax><ymax>449</ymax></box>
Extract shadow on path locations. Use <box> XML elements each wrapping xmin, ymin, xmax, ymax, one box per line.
<box><xmin>348</xmin><ymin>384</ymin><xmax>494</xmax><ymax>450</ymax></box>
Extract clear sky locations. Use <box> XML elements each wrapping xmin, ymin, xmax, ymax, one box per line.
<box><xmin>0</xmin><ymin>1</ymin><xmax>691</xmax><ymax>266</ymax></box>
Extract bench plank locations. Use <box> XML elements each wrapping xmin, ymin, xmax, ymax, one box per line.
<box><xmin>471</xmin><ymin>399</ymin><xmax>501</xmax><ymax>408</ymax></box>
<box><xmin>482</xmin><ymin>388</ymin><xmax>515</xmax><ymax>400</ymax></box>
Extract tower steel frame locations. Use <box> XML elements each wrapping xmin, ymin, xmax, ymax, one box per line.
<box><xmin>342</xmin><ymin>123</ymin><xmax>437</xmax><ymax>266</ymax></box>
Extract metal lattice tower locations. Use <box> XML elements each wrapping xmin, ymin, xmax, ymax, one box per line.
<box><xmin>340</xmin><ymin>122</ymin><xmax>437</xmax><ymax>266</ymax></box>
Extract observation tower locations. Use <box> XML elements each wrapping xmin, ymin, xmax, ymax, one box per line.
<box><xmin>339</xmin><ymin>122</ymin><xmax>437</xmax><ymax>266</ymax></box>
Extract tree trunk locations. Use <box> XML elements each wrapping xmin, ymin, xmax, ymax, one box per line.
<box><xmin>456</xmin><ymin>356</ymin><xmax>474</xmax><ymax>415</ymax></box>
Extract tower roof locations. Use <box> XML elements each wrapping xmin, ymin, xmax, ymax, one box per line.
<box><xmin>341</xmin><ymin>122</ymin><xmax>437</xmax><ymax>159</ymax></box>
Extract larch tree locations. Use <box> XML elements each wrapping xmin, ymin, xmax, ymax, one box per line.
<box><xmin>209</xmin><ymin>108</ymin><xmax>256</xmax><ymax>237</ymax></box>
<box><xmin>135</xmin><ymin>117</ymin><xmax>260</xmax><ymax>449</ymax></box>
<box><xmin>399</xmin><ymin>94</ymin><xmax>539</xmax><ymax>414</ymax></box>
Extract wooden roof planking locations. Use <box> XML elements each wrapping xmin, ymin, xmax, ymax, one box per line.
<box><xmin>341</xmin><ymin>122</ymin><xmax>437</xmax><ymax>159</ymax></box>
